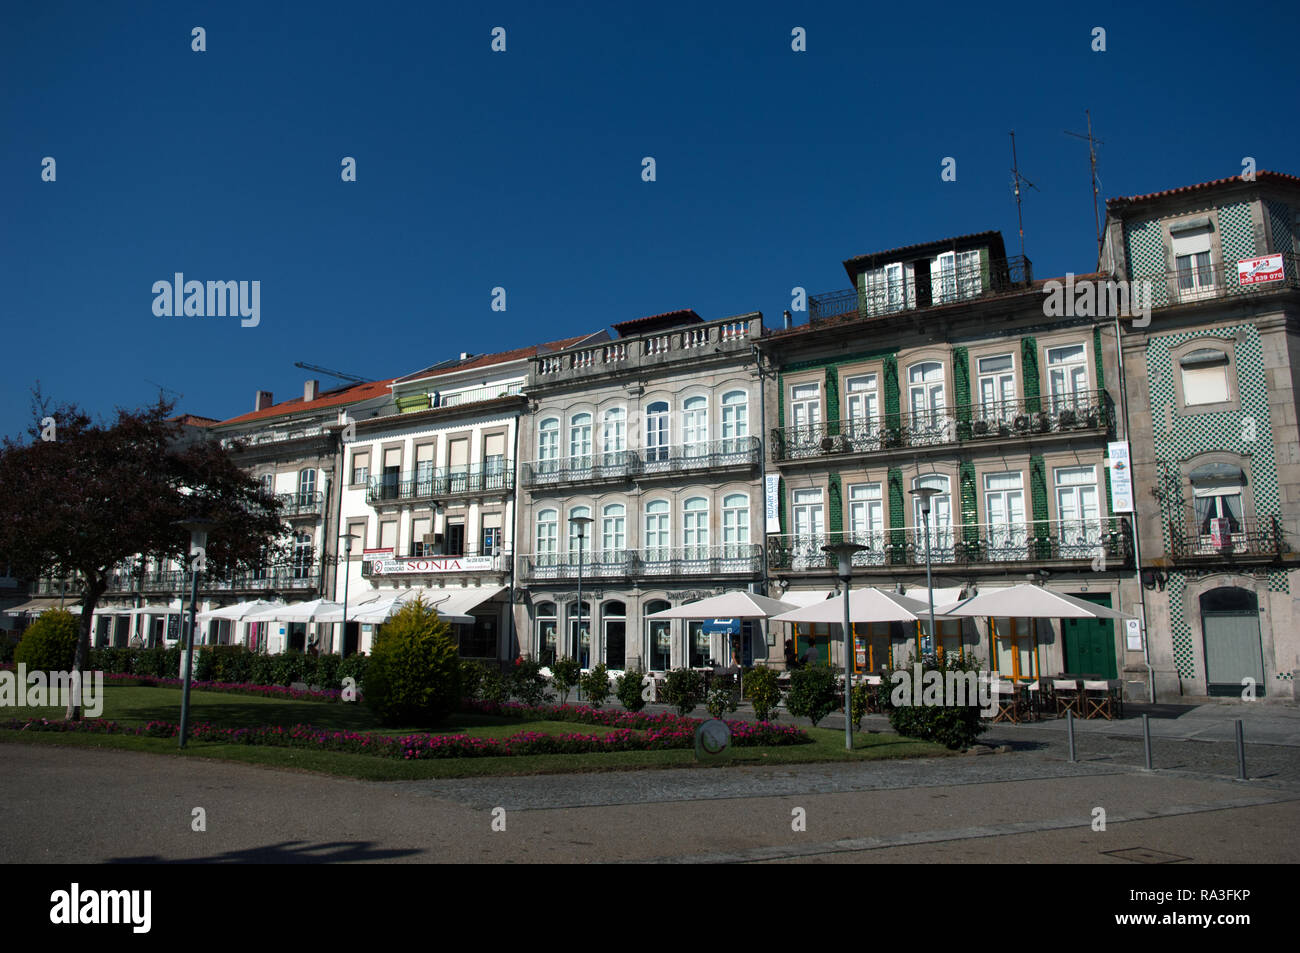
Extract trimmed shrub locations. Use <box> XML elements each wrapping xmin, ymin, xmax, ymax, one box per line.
<box><xmin>337</xmin><ymin>653</ymin><xmax>368</xmax><ymax>694</ymax></box>
<box><xmin>308</xmin><ymin>653</ymin><xmax>341</xmax><ymax>689</ymax></box>
<box><xmin>615</xmin><ymin>668</ymin><xmax>648</xmax><ymax>712</ymax></box>
<box><xmin>785</xmin><ymin>665</ymin><xmax>840</xmax><ymax>727</ymax></box>
<box><xmin>480</xmin><ymin>668</ymin><xmax>509</xmax><ymax>704</ymax></box>
<box><xmin>661</xmin><ymin>667</ymin><xmax>703</xmax><ymax>716</ymax></box>
<box><xmin>745</xmin><ymin>666</ymin><xmax>782</xmax><ymax>722</ymax></box>
<box><xmin>14</xmin><ymin>610</ymin><xmax>80</xmax><ymax>672</ymax></box>
<box><xmin>509</xmin><ymin>658</ymin><xmax>553</xmax><ymax>706</ymax></box>
<box><xmin>550</xmin><ymin>656</ymin><xmax>580</xmax><ymax>705</ymax></box>
<box><xmin>879</xmin><ymin>653</ymin><xmax>989</xmax><ymax>750</ymax></box>
<box><xmin>459</xmin><ymin>660</ymin><xmax>490</xmax><ymax>702</ymax></box>
<box><xmin>705</xmin><ymin>684</ymin><xmax>739</xmax><ymax>720</ymax></box>
<box><xmin>363</xmin><ymin>596</ymin><xmax>461</xmax><ymax>727</ymax></box>
<box><xmin>578</xmin><ymin>663</ymin><xmax>612</xmax><ymax>709</ymax></box>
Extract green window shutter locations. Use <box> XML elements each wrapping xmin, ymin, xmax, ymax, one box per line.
<box><xmin>1093</xmin><ymin>325</ymin><xmax>1105</xmax><ymax>392</ymax></box>
<box><xmin>1022</xmin><ymin>337</ymin><xmax>1040</xmax><ymax>412</ymax></box>
<box><xmin>828</xmin><ymin>475</ymin><xmax>843</xmax><ymax>535</ymax></box>
<box><xmin>1030</xmin><ymin>454</ymin><xmax>1048</xmax><ymax>558</ymax></box>
<box><xmin>888</xmin><ymin>468</ymin><xmax>905</xmax><ymax>565</ymax></box>
<box><xmin>960</xmin><ymin>461</ymin><xmax>978</xmax><ymax>553</ymax></box>
<box><xmin>883</xmin><ymin>354</ymin><xmax>901</xmax><ymax>446</ymax></box>
<box><xmin>826</xmin><ymin>366</ymin><xmax>840</xmax><ymax>435</ymax></box>
<box><xmin>953</xmin><ymin>346</ymin><xmax>971</xmax><ymax>439</ymax></box>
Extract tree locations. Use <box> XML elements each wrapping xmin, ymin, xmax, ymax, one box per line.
<box><xmin>0</xmin><ymin>390</ymin><xmax>287</xmax><ymax>718</ymax></box>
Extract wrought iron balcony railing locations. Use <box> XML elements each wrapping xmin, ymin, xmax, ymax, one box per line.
<box><xmin>768</xmin><ymin>520</ymin><xmax>1131</xmax><ymax>571</ymax></box>
<box><xmin>772</xmin><ymin>391</ymin><xmax>1112</xmax><ymax>462</ymax></box>
<box><xmin>532</xmin><ymin>317</ymin><xmax>759</xmax><ymax>381</ymax></box>
<box><xmin>523</xmin><ymin>544</ymin><xmax>763</xmax><ymax>580</ymax></box>
<box><xmin>1126</xmin><ymin>253</ymin><xmax>1300</xmax><ymax>311</ymax></box>
<box><xmin>522</xmin><ymin>437</ymin><xmax>761</xmax><ymax>487</ymax></box>
<box><xmin>367</xmin><ymin>461</ymin><xmax>513</xmax><ymax>503</ymax></box>
<box><xmin>276</xmin><ymin>491</ymin><xmax>325</xmax><ymax>518</ymax></box>
<box><xmin>32</xmin><ymin>577</ymin><xmax>85</xmax><ymax>597</ymax></box>
<box><xmin>1168</xmin><ymin>517</ymin><xmax>1291</xmax><ymax>561</ymax></box>
<box><xmin>809</xmin><ymin>255</ymin><xmax>1033</xmax><ymax>323</ymax></box>
<box><xmin>104</xmin><ymin>562</ymin><xmax>322</xmax><ymax>593</ymax></box>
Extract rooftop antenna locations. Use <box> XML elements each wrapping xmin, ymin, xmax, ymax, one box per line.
<box><xmin>1009</xmin><ymin>130</ymin><xmax>1038</xmax><ymax>263</ymax></box>
<box><xmin>293</xmin><ymin>362</ymin><xmax>368</xmax><ymax>384</ymax></box>
<box><xmin>1065</xmin><ymin>110</ymin><xmax>1105</xmax><ymax>257</ymax></box>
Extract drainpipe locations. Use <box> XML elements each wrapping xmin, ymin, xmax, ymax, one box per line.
<box><xmin>1113</xmin><ymin>308</ymin><xmax>1156</xmax><ymax>703</ymax></box>
<box><xmin>331</xmin><ymin>429</ymin><xmax>347</xmax><ymax>653</ymax></box>
<box><xmin>508</xmin><ymin>409</ymin><xmax>520</xmax><ymax>662</ymax></box>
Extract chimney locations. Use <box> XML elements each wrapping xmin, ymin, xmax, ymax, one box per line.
<box><xmin>304</xmin><ymin>380</ymin><xmax>320</xmax><ymax>402</ymax></box>
<box><xmin>459</xmin><ymin>352</ymin><xmax>472</xmax><ymax>361</ymax></box>
<box><xmin>783</xmin><ymin>309</ymin><xmax>792</xmax><ymax>329</ymax></box>
<box><xmin>255</xmin><ymin>390</ymin><xmax>274</xmax><ymax>411</ymax></box>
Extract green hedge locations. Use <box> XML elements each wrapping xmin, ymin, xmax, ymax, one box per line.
<box><xmin>85</xmin><ymin>644</ymin><xmax>366</xmax><ymax>691</ymax></box>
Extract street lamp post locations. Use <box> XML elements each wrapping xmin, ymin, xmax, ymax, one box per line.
<box><xmin>176</xmin><ymin>518</ymin><xmax>215</xmax><ymax>750</ymax></box>
<box><xmin>910</xmin><ymin>487</ymin><xmax>941</xmax><ymax>659</ymax></box>
<box><xmin>339</xmin><ymin>533</ymin><xmax>359</xmax><ymax>657</ymax></box>
<box><xmin>823</xmin><ymin>542</ymin><xmax>868</xmax><ymax>751</ymax></box>
<box><xmin>570</xmin><ymin>516</ymin><xmax>593</xmax><ymax>670</ymax></box>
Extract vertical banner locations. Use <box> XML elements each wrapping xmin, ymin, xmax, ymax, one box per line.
<box><xmin>765</xmin><ymin>474</ymin><xmax>780</xmax><ymax>533</ymax></box>
<box><xmin>1107</xmin><ymin>441</ymin><xmax>1133</xmax><ymax>513</ymax></box>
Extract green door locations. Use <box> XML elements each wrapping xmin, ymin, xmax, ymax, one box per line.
<box><xmin>1061</xmin><ymin>593</ymin><xmax>1118</xmax><ymax>678</ymax></box>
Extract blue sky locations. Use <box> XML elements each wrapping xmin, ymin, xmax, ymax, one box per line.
<box><xmin>3</xmin><ymin>0</ymin><xmax>1296</xmax><ymax>436</ymax></box>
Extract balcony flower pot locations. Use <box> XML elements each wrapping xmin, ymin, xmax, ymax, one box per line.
<box><xmin>1035</xmin><ymin>412</ymin><xmax>1051</xmax><ymax>432</ymax></box>
<box><xmin>1013</xmin><ymin>415</ymin><xmax>1030</xmax><ymax>432</ymax></box>
<box><xmin>1058</xmin><ymin>409</ymin><xmax>1077</xmax><ymax>428</ymax></box>
<box><xmin>973</xmin><ymin>420</ymin><xmax>989</xmax><ymax>436</ymax></box>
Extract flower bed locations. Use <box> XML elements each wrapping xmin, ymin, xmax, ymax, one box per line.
<box><xmin>0</xmin><ymin>711</ymin><xmax>809</xmax><ymax>760</ymax></box>
<box><xmin>99</xmin><ymin>673</ymin><xmax>354</xmax><ymax>703</ymax></box>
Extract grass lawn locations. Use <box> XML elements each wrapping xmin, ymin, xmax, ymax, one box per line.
<box><xmin>0</xmin><ymin>684</ymin><xmax>954</xmax><ymax>780</ymax></box>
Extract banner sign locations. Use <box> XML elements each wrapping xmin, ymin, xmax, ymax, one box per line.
<box><xmin>702</xmin><ymin>618</ymin><xmax>740</xmax><ymax>634</ymax></box>
<box><xmin>1237</xmin><ymin>254</ymin><xmax>1283</xmax><ymax>286</ymax></box>
<box><xmin>1107</xmin><ymin>441</ymin><xmax>1133</xmax><ymax>513</ymax></box>
<box><xmin>765</xmin><ymin>474</ymin><xmax>780</xmax><ymax>533</ymax></box>
<box><xmin>370</xmin><ymin>556</ymin><xmax>494</xmax><ymax>575</ymax></box>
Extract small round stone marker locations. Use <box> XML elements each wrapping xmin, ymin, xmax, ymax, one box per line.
<box><xmin>695</xmin><ymin>719</ymin><xmax>732</xmax><ymax>760</ymax></box>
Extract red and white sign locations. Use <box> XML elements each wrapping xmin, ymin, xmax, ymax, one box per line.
<box><xmin>1237</xmin><ymin>254</ymin><xmax>1284</xmax><ymax>286</ymax></box>
<box><xmin>1210</xmin><ymin>518</ymin><xmax>1232</xmax><ymax>549</ymax></box>
<box><xmin>363</xmin><ymin>547</ymin><xmax>394</xmax><ymax>558</ymax></box>
<box><xmin>370</xmin><ymin>556</ymin><xmax>494</xmax><ymax>575</ymax></box>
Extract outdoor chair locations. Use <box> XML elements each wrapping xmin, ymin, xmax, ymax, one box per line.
<box><xmin>1025</xmin><ymin>680</ymin><xmax>1042</xmax><ymax>721</ymax></box>
<box><xmin>991</xmin><ymin>678</ymin><xmax>1020</xmax><ymax>724</ymax></box>
<box><xmin>1083</xmin><ymin>680</ymin><xmax>1118</xmax><ymax>720</ymax></box>
<box><xmin>1053</xmin><ymin>679</ymin><xmax>1082</xmax><ymax>718</ymax></box>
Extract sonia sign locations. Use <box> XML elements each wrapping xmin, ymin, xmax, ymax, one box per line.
<box><xmin>370</xmin><ymin>556</ymin><xmax>495</xmax><ymax>574</ymax></box>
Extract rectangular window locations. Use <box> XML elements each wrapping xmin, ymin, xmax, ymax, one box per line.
<box><xmin>411</xmin><ymin>517</ymin><xmax>432</xmax><ymax>557</ymax></box>
<box><xmin>379</xmin><ymin>520</ymin><xmax>398</xmax><ymax>552</ymax></box>
<box><xmin>977</xmin><ymin>354</ymin><xmax>1016</xmax><ymax>410</ymax></box>
<box><xmin>448</xmin><ymin>438</ymin><xmax>469</xmax><ymax>492</ymax></box>
<box><xmin>484</xmin><ymin>433</ymin><xmax>506</xmax><ymax>482</ymax></box>
<box><xmin>1180</xmin><ymin>349</ymin><xmax>1231</xmax><ymax>405</ymax></box>
<box><xmin>1054</xmin><ymin>465</ymin><xmax>1100</xmax><ymax>557</ymax></box>
<box><xmin>445</xmin><ymin>522</ymin><xmax>465</xmax><ymax>556</ymax></box>
<box><xmin>844</xmin><ymin>375</ymin><xmax>879</xmax><ymax>445</ymax></box>
<box><xmin>482</xmin><ymin>513</ymin><xmax>502</xmax><ymax>555</ymax></box>
<box><xmin>1047</xmin><ymin>344</ymin><xmax>1089</xmax><ymax>413</ymax></box>
<box><xmin>1172</xmin><ymin>226</ymin><xmax>1215</xmax><ymax>300</ymax></box>
<box><xmin>350</xmin><ymin>451</ymin><xmax>369</xmax><ymax>486</ymax></box>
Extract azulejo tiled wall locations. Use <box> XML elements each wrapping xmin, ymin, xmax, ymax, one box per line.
<box><xmin>1146</xmin><ymin>321</ymin><xmax>1283</xmax><ymax>679</ymax></box>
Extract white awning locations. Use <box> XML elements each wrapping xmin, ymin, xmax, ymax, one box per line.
<box><xmin>4</xmin><ymin>598</ymin><xmax>80</xmax><ymax>617</ymax></box>
<box><xmin>778</xmin><ymin>589</ymin><xmax>836</xmax><ymax>608</ymax></box>
<box><xmin>352</xmin><ymin>587</ymin><xmax>505</xmax><ymax>624</ymax></box>
<box><xmin>197</xmin><ymin>599</ymin><xmax>286</xmax><ymax>622</ymax></box>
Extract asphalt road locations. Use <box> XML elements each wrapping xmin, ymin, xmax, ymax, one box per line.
<box><xmin>2</xmin><ymin>737</ymin><xmax>1297</xmax><ymax>863</ymax></box>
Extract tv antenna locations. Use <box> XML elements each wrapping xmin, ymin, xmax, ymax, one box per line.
<box><xmin>1065</xmin><ymin>110</ymin><xmax>1105</xmax><ymax>258</ymax></box>
<box><xmin>293</xmin><ymin>362</ymin><xmax>369</xmax><ymax>384</ymax></box>
<box><xmin>1009</xmin><ymin>131</ymin><xmax>1038</xmax><ymax>264</ymax></box>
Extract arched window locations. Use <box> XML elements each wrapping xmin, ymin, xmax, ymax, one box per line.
<box><xmin>645</xmin><ymin>401</ymin><xmax>669</xmax><ymax>464</ymax></box>
<box><xmin>682</xmin><ymin>396</ymin><xmax>708</xmax><ymax>458</ymax></box>
<box><xmin>568</xmin><ymin>601</ymin><xmax>592</xmax><ymax>667</ymax></box>
<box><xmin>722</xmin><ymin>493</ymin><xmax>749</xmax><ymax>555</ymax></box>
<box><xmin>721</xmin><ymin>390</ymin><xmax>748</xmax><ymax>453</ymax></box>
<box><xmin>537</xmin><ymin>418</ymin><xmax>560</xmax><ymax>473</ymax></box>
<box><xmin>644</xmin><ymin>500</ymin><xmax>670</xmax><ymax>563</ymax></box>
<box><xmin>569</xmin><ymin>413</ymin><xmax>592</xmax><ymax>466</ymax></box>
<box><xmin>601</xmin><ymin>503</ymin><xmax>625</xmax><ymax>553</ymax></box>
<box><xmin>645</xmin><ymin>599</ymin><xmax>672</xmax><ymax>671</ymax></box>
<box><xmin>536</xmin><ymin>601</ymin><xmax>557</xmax><ymax>667</ymax></box>
<box><xmin>683</xmin><ymin>496</ymin><xmax>709</xmax><ymax>560</ymax></box>
<box><xmin>911</xmin><ymin>474</ymin><xmax>954</xmax><ymax>564</ymax></box>
<box><xmin>907</xmin><ymin>362</ymin><xmax>947</xmax><ymax>441</ymax></box>
<box><xmin>535</xmin><ymin>508</ymin><xmax>558</xmax><ymax>567</ymax></box>
<box><xmin>568</xmin><ymin>505</ymin><xmax>592</xmax><ymax>561</ymax></box>
<box><xmin>602</xmin><ymin>408</ymin><xmax>626</xmax><ymax>460</ymax></box>
<box><xmin>1200</xmin><ymin>588</ymin><xmax>1264</xmax><ymax>695</ymax></box>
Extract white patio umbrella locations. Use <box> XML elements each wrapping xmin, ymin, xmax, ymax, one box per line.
<box><xmin>939</xmin><ymin>583</ymin><xmax>1134</xmax><ymax>683</ymax></box>
<box><xmin>196</xmin><ymin>599</ymin><xmax>284</xmax><ymax>621</ymax></box>
<box><xmin>939</xmin><ymin>584</ymin><xmax>1133</xmax><ymax>620</ymax></box>
<box><xmin>770</xmin><ymin>588</ymin><xmax>939</xmax><ymax>624</ymax></box>
<box><xmin>245</xmin><ymin>598</ymin><xmax>344</xmax><ymax>623</ymax></box>
<box><xmin>647</xmin><ymin>591</ymin><xmax>797</xmax><ymax>671</ymax></box>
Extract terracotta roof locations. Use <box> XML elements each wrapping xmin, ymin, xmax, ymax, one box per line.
<box><xmin>842</xmin><ymin>231</ymin><xmax>1007</xmax><ymax>271</ymax></box>
<box><xmin>168</xmin><ymin>414</ymin><xmax>219</xmax><ymax>427</ymax></box>
<box><xmin>1107</xmin><ymin>170</ymin><xmax>1300</xmax><ymax>207</ymax></box>
<box><xmin>394</xmin><ymin>333</ymin><xmax>600</xmax><ymax>384</ymax></box>
<box><xmin>611</xmin><ymin>309</ymin><xmax>702</xmax><ymax>337</ymax></box>
<box><xmin>214</xmin><ymin>379</ymin><xmax>396</xmax><ymax>428</ymax></box>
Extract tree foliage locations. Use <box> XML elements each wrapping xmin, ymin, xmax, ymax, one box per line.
<box><xmin>0</xmin><ymin>390</ymin><xmax>287</xmax><ymax>717</ymax></box>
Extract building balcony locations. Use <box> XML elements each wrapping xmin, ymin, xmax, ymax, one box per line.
<box><xmin>522</xmin><ymin>437</ymin><xmax>761</xmax><ymax>488</ymax></box>
<box><xmin>277</xmin><ymin>491</ymin><xmax>326</xmax><ymax>519</ymax></box>
<box><xmin>809</xmin><ymin>255</ymin><xmax>1034</xmax><ymax>323</ymax></box>
<box><xmin>769</xmin><ymin>520</ymin><xmax>1132</xmax><ymax>572</ymax></box>
<box><xmin>531</xmin><ymin>316</ymin><xmax>759</xmax><ymax>385</ymax></box>
<box><xmin>522</xmin><ymin>544</ymin><xmax>763</xmax><ymax>581</ymax></box>
<box><xmin>1168</xmin><ymin>517</ymin><xmax>1292</xmax><ymax>563</ymax></box>
<box><xmin>104</xmin><ymin>563</ymin><xmax>322</xmax><ymax>594</ymax></box>
<box><xmin>771</xmin><ymin>391</ymin><xmax>1113</xmax><ymax>464</ymax></box>
<box><xmin>367</xmin><ymin>462</ymin><xmax>513</xmax><ymax>504</ymax></box>
<box><xmin>32</xmin><ymin>576</ymin><xmax>85</xmax><ymax>597</ymax></box>
<box><xmin>1129</xmin><ymin>253</ymin><xmax>1300</xmax><ymax>311</ymax></box>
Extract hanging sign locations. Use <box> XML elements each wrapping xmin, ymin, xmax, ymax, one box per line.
<box><xmin>1107</xmin><ymin>441</ymin><xmax>1133</xmax><ymax>513</ymax></box>
<box><xmin>765</xmin><ymin>474</ymin><xmax>780</xmax><ymax>533</ymax></box>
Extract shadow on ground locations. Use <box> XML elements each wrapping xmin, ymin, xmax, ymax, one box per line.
<box><xmin>108</xmin><ymin>840</ymin><xmax>422</xmax><ymax>863</ymax></box>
